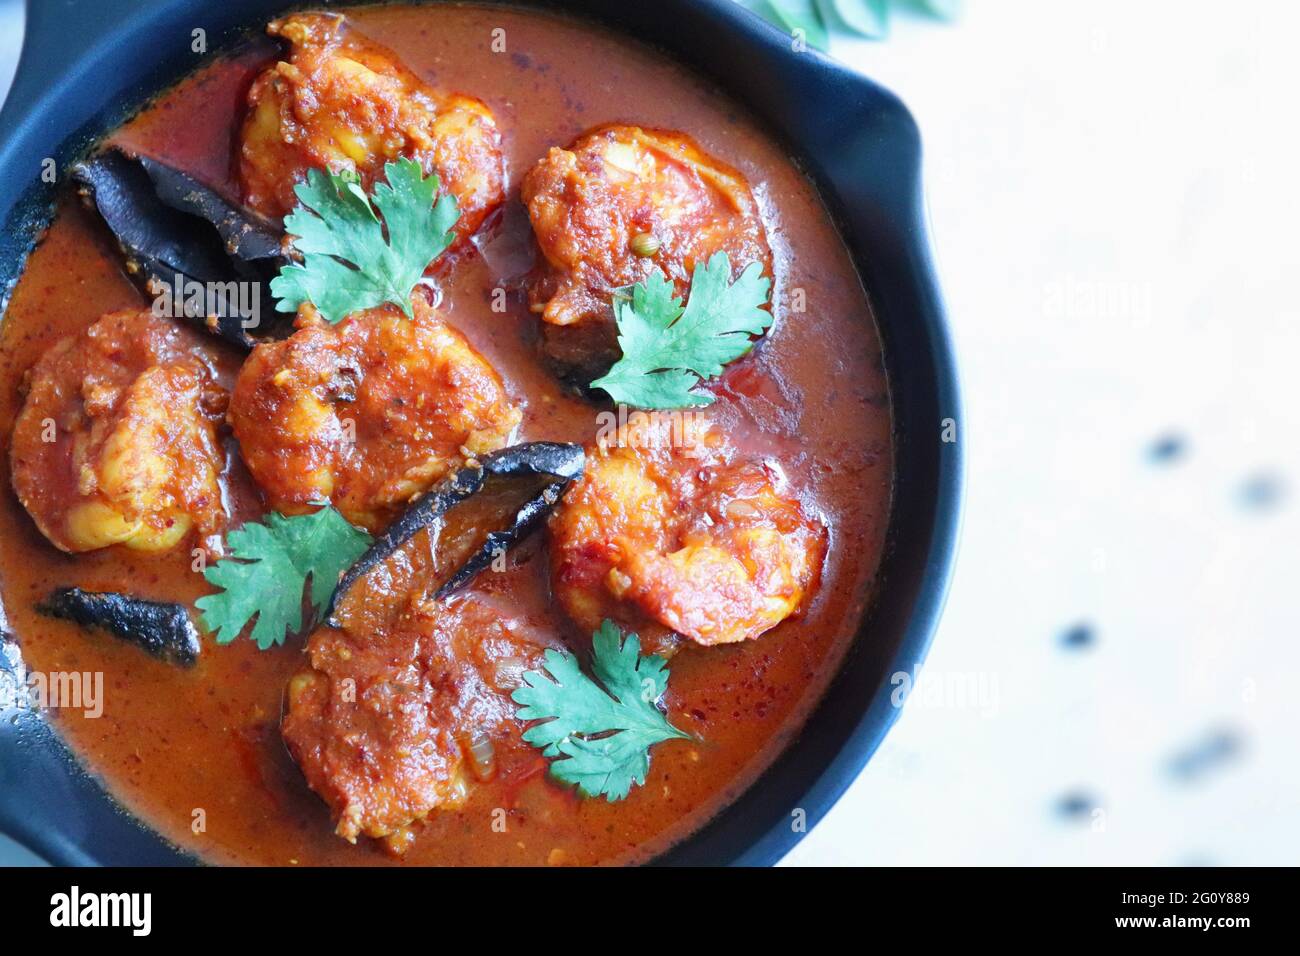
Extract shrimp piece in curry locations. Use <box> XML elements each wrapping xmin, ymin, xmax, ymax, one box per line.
<box><xmin>522</xmin><ymin>124</ymin><xmax>773</xmax><ymax>380</ymax></box>
<box><xmin>227</xmin><ymin>298</ymin><xmax>521</xmax><ymax>531</ymax></box>
<box><xmin>549</xmin><ymin>417</ymin><xmax>825</xmax><ymax>654</ymax></box>
<box><xmin>239</xmin><ymin>11</ymin><xmax>504</xmax><ymax>246</ymax></box>
<box><xmin>284</xmin><ymin>592</ymin><xmax>559</xmax><ymax>851</ymax></box>
<box><xmin>10</xmin><ymin>308</ymin><xmax>227</xmax><ymax>554</ymax></box>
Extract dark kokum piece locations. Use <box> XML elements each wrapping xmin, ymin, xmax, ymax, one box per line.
<box><xmin>136</xmin><ymin>156</ymin><xmax>283</xmax><ymax>265</ymax></box>
<box><xmin>38</xmin><ymin>588</ymin><xmax>201</xmax><ymax>667</ymax></box>
<box><xmin>480</xmin><ymin>440</ymin><xmax>585</xmax><ymax>483</ymax></box>
<box><xmin>327</xmin><ymin>442</ymin><xmax>585</xmax><ymax>626</ymax></box>
<box><xmin>437</xmin><ymin>441</ymin><xmax>587</xmax><ymax>598</ymax></box>
<box><xmin>70</xmin><ymin>148</ymin><xmax>289</xmax><ymax>349</ymax></box>
<box><xmin>326</xmin><ymin>461</ymin><xmax>488</xmax><ymax>625</ymax></box>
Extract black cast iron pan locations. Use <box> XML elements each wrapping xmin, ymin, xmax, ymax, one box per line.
<box><xmin>0</xmin><ymin>0</ymin><xmax>962</xmax><ymax>867</ymax></box>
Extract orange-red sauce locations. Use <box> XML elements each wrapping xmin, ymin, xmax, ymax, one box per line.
<box><xmin>0</xmin><ymin>4</ymin><xmax>891</xmax><ymax>865</ymax></box>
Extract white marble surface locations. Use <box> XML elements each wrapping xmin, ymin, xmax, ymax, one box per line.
<box><xmin>1</xmin><ymin>0</ymin><xmax>1296</xmax><ymax>867</ymax></box>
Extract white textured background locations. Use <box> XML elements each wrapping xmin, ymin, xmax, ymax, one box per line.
<box><xmin>1</xmin><ymin>1</ymin><xmax>1296</xmax><ymax>867</ymax></box>
<box><xmin>780</xmin><ymin>0</ymin><xmax>1299</xmax><ymax>867</ymax></box>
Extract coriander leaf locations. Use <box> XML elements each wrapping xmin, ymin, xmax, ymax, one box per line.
<box><xmin>270</xmin><ymin>158</ymin><xmax>460</xmax><ymax>324</ymax></box>
<box><xmin>195</xmin><ymin>507</ymin><xmax>372</xmax><ymax>650</ymax></box>
<box><xmin>544</xmin><ymin>732</ymin><xmax>663</xmax><ymax>803</ymax></box>
<box><xmin>590</xmin><ymin>252</ymin><xmax>772</xmax><ymax>409</ymax></box>
<box><xmin>512</xmin><ymin>620</ymin><xmax>690</xmax><ymax>801</ymax></box>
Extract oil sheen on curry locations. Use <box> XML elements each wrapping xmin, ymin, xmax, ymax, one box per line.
<box><xmin>0</xmin><ymin>5</ymin><xmax>891</xmax><ymax>866</ymax></box>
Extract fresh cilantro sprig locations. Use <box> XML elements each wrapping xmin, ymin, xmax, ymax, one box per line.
<box><xmin>590</xmin><ymin>252</ymin><xmax>772</xmax><ymax>409</ymax></box>
<box><xmin>271</xmin><ymin>158</ymin><xmax>460</xmax><ymax>324</ymax></box>
<box><xmin>512</xmin><ymin>620</ymin><xmax>691</xmax><ymax>801</ymax></box>
<box><xmin>196</xmin><ymin>507</ymin><xmax>372</xmax><ymax>650</ymax></box>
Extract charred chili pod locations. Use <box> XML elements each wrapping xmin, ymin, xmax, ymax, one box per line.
<box><xmin>38</xmin><ymin>588</ymin><xmax>201</xmax><ymax>667</ymax></box>
<box><xmin>70</xmin><ymin>148</ymin><xmax>290</xmax><ymax>349</ymax></box>
<box><xmin>327</xmin><ymin>442</ymin><xmax>585</xmax><ymax>626</ymax></box>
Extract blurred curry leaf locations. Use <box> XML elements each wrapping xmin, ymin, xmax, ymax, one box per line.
<box><xmin>750</xmin><ymin>0</ymin><xmax>830</xmax><ymax>51</ymax></box>
<box><xmin>916</xmin><ymin>0</ymin><xmax>961</xmax><ymax>20</ymax></box>
<box><xmin>820</xmin><ymin>0</ymin><xmax>889</xmax><ymax>40</ymax></box>
<box><xmin>737</xmin><ymin>0</ymin><xmax>959</xmax><ymax>45</ymax></box>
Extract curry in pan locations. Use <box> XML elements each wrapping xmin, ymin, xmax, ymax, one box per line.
<box><xmin>0</xmin><ymin>4</ymin><xmax>892</xmax><ymax>865</ymax></box>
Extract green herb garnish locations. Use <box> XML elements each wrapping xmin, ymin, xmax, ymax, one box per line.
<box><xmin>512</xmin><ymin>620</ymin><xmax>691</xmax><ymax>801</ymax></box>
<box><xmin>196</xmin><ymin>507</ymin><xmax>372</xmax><ymax>649</ymax></box>
<box><xmin>271</xmin><ymin>158</ymin><xmax>460</xmax><ymax>324</ymax></box>
<box><xmin>590</xmin><ymin>252</ymin><xmax>772</xmax><ymax>409</ymax></box>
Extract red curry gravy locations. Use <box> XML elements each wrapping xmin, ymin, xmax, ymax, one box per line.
<box><xmin>0</xmin><ymin>3</ymin><xmax>891</xmax><ymax>865</ymax></box>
